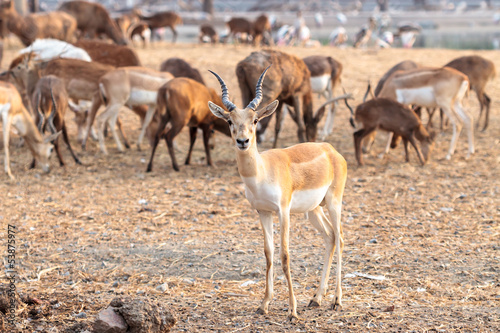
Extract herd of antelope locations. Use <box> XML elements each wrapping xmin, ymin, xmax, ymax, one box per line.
<box><xmin>0</xmin><ymin>0</ymin><xmax>497</xmax><ymax>321</ymax></box>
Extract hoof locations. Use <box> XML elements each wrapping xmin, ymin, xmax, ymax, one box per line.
<box><xmin>331</xmin><ymin>297</ymin><xmax>343</xmax><ymax>311</ymax></box>
<box><xmin>255</xmin><ymin>308</ymin><xmax>267</xmax><ymax>315</ymax></box>
<box><xmin>445</xmin><ymin>154</ymin><xmax>451</xmax><ymax>160</ymax></box>
<box><xmin>288</xmin><ymin>314</ymin><xmax>299</xmax><ymax>323</ymax></box>
<box><xmin>308</xmin><ymin>300</ymin><xmax>320</xmax><ymax>307</ymax></box>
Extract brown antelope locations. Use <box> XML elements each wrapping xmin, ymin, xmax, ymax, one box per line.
<box><xmin>58</xmin><ymin>0</ymin><xmax>127</xmax><ymax>45</ymax></box>
<box><xmin>129</xmin><ymin>22</ymin><xmax>151</xmax><ymax>48</ymax></box>
<box><xmin>350</xmin><ymin>98</ymin><xmax>436</xmax><ymax>166</ymax></box>
<box><xmin>0</xmin><ymin>0</ymin><xmax>77</xmax><ymax>46</ymax></box>
<box><xmin>134</xmin><ymin>9</ymin><xmax>182</xmax><ymax>43</ymax></box>
<box><xmin>146</xmin><ymin>77</ymin><xmax>231</xmax><ymax>172</ymax></box>
<box><xmin>208</xmin><ymin>67</ymin><xmax>347</xmax><ymax>320</ymax></box>
<box><xmin>160</xmin><ymin>58</ymin><xmax>205</xmax><ymax>85</ymax></box>
<box><xmin>89</xmin><ymin>67</ymin><xmax>174</xmax><ymax>154</ymax></box>
<box><xmin>378</xmin><ymin>67</ymin><xmax>473</xmax><ymax>160</ymax></box>
<box><xmin>31</xmin><ymin>75</ymin><xmax>81</xmax><ymax>167</ymax></box>
<box><xmin>199</xmin><ymin>24</ymin><xmax>218</xmax><ymax>44</ymax></box>
<box><xmin>303</xmin><ymin>55</ymin><xmax>343</xmax><ymax>140</ymax></box>
<box><xmin>0</xmin><ymin>81</ymin><xmax>60</xmax><ymax>179</ymax></box>
<box><xmin>253</xmin><ymin>14</ymin><xmax>273</xmax><ymax>46</ymax></box>
<box><xmin>444</xmin><ymin>55</ymin><xmax>496</xmax><ymax>131</ymax></box>
<box><xmin>224</xmin><ymin>17</ymin><xmax>253</xmax><ymax>44</ymax></box>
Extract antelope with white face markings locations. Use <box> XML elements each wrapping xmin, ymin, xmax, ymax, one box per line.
<box><xmin>0</xmin><ymin>81</ymin><xmax>60</xmax><ymax>179</ymax></box>
<box><xmin>378</xmin><ymin>67</ymin><xmax>473</xmax><ymax>160</ymax></box>
<box><xmin>91</xmin><ymin>67</ymin><xmax>173</xmax><ymax>154</ymax></box>
<box><xmin>208</xmin><ymin>67</ymin><xmax>347</xmax><ymax>320</ymax></box>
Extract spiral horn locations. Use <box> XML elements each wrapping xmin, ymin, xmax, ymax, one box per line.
<box><xmin>247</xmin><ymin>65</ymin><xmax>271</xmax><ymax>111</ymax></box>
<box><xmin>208</xmin><ymin>70</ymin><xmax>237</xmax><ymax>112</ymax></box>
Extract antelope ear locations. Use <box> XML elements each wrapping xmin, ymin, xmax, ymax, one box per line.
<box><xmin>43</xmin><ymin>131</ymin><xmax>62</xmax><ymax>143</ymax></box>
<box><xmin>208</xmin><ymin>101</ymin><xmax>231</xmax><ymax>121</ymax></box>
<box><xmin>257</xmin><ymin>100</ymin><xmax>278</xmax><ymax>120</ymax></box>
<box><xmin>314</xmin><ymin>105</ymin><xmax>327</xmax><ymax>124</ymax></box>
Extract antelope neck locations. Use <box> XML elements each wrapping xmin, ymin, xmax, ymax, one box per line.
<box><xmin>235</xmin><ymin>140</ymin><xmax>263</xmax><ymax>179</ymax></box>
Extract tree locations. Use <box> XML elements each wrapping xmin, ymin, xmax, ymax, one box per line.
<box><xmin>202</xmin><ymin>0</ymin><xmax>213</xmax><ymax>15</ymax></box>
<box><xmin>377</xmin><ymin>0</ymin><xmax>389</xmax><ymax>11</ymax></box>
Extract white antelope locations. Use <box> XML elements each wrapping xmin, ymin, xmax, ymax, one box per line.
<box><xmin>88</xmin><ymin>67</ymin><xmax>174</xmax><ymax>154</ymax></box>
<box><xmin>378</xmin><ymin>67</ymin><xmax>474</xmax><ymax>160</ymax></box>
<box><xmin>0</xmin><ymin>81</ymin><xmax>60</xmax><ymax>179</ymax></box>
<box><xmin>208</xmin><ymin>67</ymin><xmax>347</xmax><ymax>320</ymax></box>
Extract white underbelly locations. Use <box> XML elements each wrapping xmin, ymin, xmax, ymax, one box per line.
<box><xmin>129</xmin><ymin>89</ymin><xmax>158</xmax><ymax>106</ymax></box>
<box><xmin>396</xmin><ymin>87</ymin><xmax>436</xmax><ymax>107</ymax></box>
<box><xmin>310</xmin><ymin>75</ymin><xmax>331</xmax><ymax>94</ymax></box>
<box><xmin>290</xmin><ymin>186</ymin><xmax>329</xmax><ymax>213</ymax></box>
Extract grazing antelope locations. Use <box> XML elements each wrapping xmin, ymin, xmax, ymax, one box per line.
<box><xmin>58</xmin><ymin>0</ymin><xmax>127</xmax><ymax>45</ymax></box>
<box><xmin>73</xmin><ymin>40</ymin><xmax>141</xmax><ymax>67</ymax></box>
<box><xmin>363</xmin><ymin>60</ymin><xmax>422</xmax><ymax>154</ymax></box>
<box><xmin>0</xmin><ymin>0</ymin><xmax>77</xmax><ymax>46</ymax></box>
<box><xmin>208</xmin><ymin>67</ymin><xmax>347</xmax><ymax>320</ymax></box>
<box><xmin>303</xmin><ymin>55</ymin><xmax>343</xmax><ymax>140</ymax></box>
<box><xmin>224</xmin><ymin>17</ymin><xmax>253</xmax><ymax>44</ymax></box>
<box><xmin>351</xmin><ymin>98</ymin><xmax>436</xmax><ymax>166</ymax></box>
<box><xmin>31</xmin><ymin>75</ymin><xmax>81</xmax><ymax>167</ymax></box>
<box><xmin>199</xmin><ymin>24</ymin><xmax>218</xmax><ymax>44</ymax></box>
<box><xmin>160</xmin><ymin>58</ymin><xmax>205</xmax><ymax>85</ymax></box>
<box><xmin>378</xmin><ymin>67</ymin><xmax>473</xmax><ymax>160</ymax></box>
<box><xmin>146</xmin><ymin>78</ymin><xmax>230</xmax><ymax>172</ymax></box>
<box><xmin>90</xmin><ymin>67</ymin><xmax>174</xmax><ymax>154</ymax></box>
<box><xmin>134</xmin><ymin>9</ymin><xmax>182</xmax><ymax>43</ymax></box>
<box><xmin>0</xmin><ymin>81</ymin><xmax>60</xmax><ymax>179</ymax></box>
<box><xmin>444</xmin><ymin>55</ymin><xmax>496</xmax><ymax>131</ymax></box>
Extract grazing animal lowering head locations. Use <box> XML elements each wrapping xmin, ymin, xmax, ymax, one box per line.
<box><xmin>208</xmin><ymin>66</ymin><xmax>278</xmax><ymax>151</ymax></box>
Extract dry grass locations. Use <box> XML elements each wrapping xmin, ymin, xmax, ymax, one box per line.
<box><xmin>0</xmin><ymin>43</ymin><xmax>499</xmax><ymax>332</ymax></box>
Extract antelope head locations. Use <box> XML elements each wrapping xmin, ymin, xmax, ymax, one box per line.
<box><xmin>208</xmin><ymin>66</ymin><xmax>278</xmax><ymax>151</ymax></box>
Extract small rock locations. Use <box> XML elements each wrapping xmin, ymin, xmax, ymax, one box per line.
<box><xmin>156</xmin><ymin>283</ymin><xmax>168</xmax><ymax>292</ymax></box>
<box><xmin>93</xmin><ymin>307</ymin><xmax>127</xmax><ymax>333</ymax></box>
<box><xmin>369</xmin><ymin>238</ymin><xmax>378</xmax><ymax>244</ymax></box>
<box><xmin>112</xmin><ymin>281</ymin><xmax>119</xmax><ymax>288</ymax></box>
<box><xmin>75</xmin><ymin>312</ymin><xmax>87</xmax><ymax>318</ymax></box>
<box><xmin>182</xmin><ymin>278</ymin><xmax>195</xmax><ymax>285</ymax></box>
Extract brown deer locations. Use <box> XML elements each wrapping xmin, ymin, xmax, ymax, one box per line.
<box><xmin>350</xmin><ymin>98</ymin><xmax>435</xmax><ymax>166</ymax></box>
<box><xmin>133</xmin><ymin>9</ymin><xmax>182</xmax><ymax>43</ymax></box>
<box><xmin>444</xmin><ymin>55</ymin><xmax>496</xmax><ymax>131</ymax></box>
<box><xmin>224</xmin><ymin>17</ymin><xmax>253</xmax><ymax>44</ymax></box>
<box><xmin>31</xmin><ymin>75</ymin><xmax>81</xmax><ymax>167</ymax></box>
<box><xmin>129</xmin><ymin>22</ymin><xmax>151</xmax><ymax>48</ymax></box>
<box><xmin>73</xmin><ymin>40</ymin><xmax>141</xmax><ymax>67</ymax></box>
<box><xmin>199</xmin><ymin>23</ymin><xmax>218</xmax><ymax>44</ymax></box>
<box><xmin>58</xmin><ymin>0</ymin><xmax>127</xmax><ymax>45</ymax></box>
<box><xmin>253</xmin><ymin>14</ymin><xmax>273</xmax><ymax>46</ymax></box>
<box><xmin>146</xmin><ymin>77</ymin><xmax>231</xmax><ymax>172</ymax></box>
<box><xmin>0</xmin><ymin>81</ymin><xmax>60</xmax><ymax>179</ymax></box>
<box><xmin>0</xmin><ymin>0</ymin><xmax>77</xmax><ymax>46</ymax></box>
<box><xmin>236</xmin><ymin>50</ymin><xmax>313</xmax><ymax>147</ymax></box>
<box><xmin>160</xmin><ymin>58</ymin><xmax>205</xmax><ymax>85</ymax></box>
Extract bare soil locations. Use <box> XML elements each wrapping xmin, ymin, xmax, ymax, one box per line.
<box><xmin>0</xmin><ymin>43</ymin><xmax>499</xmax><ymax>332</ymax></box>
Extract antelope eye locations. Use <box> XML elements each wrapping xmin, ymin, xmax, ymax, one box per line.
<box><xmin>253</xmin><ymin>119</ymin><xmax>258</xmax><ymax>125</ymax></box>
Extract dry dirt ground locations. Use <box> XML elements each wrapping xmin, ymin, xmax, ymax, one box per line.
<box><xmin>0</xmin><ymin>43</ymin><xmax>499</xmax><ymax>332</ymax></box>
